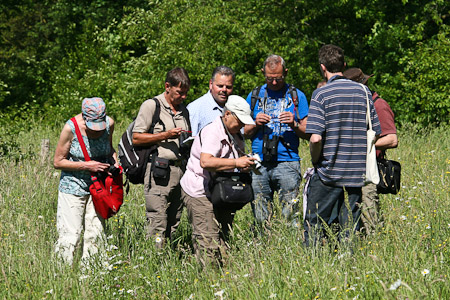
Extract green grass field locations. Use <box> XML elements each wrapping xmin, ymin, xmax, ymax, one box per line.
<box><xmin>0</xmin><ymin>120</ymin><xmax>449</xmax><ymax>299</ymax></box>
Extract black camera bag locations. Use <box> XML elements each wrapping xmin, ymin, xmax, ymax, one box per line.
<box><xmin>210</xmin><ymin>172</ymin><xmax>253</xmax><ymax>210</ymax></box>
<box><xmin>377</xmin><ymin>158</ymin><xmax>401</xmax><ymax>194</ymax></box>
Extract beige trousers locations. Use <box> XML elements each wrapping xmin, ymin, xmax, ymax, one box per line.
<box><xmin>55</xmin><ymin>191</ymin><xmax>105</xmax><ymax>265</ymax></box>
<box><xmin>144</xmin><ymin>163</ymin><xmax>184</xmax><ymax>248</ymax></box>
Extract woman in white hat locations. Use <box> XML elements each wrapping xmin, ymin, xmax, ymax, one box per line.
<box><xmin>180</xmin><ymin>95</ymin><xmax>256</xmax><ymax>267</ymax></box>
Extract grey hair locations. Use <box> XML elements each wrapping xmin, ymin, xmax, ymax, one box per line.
<box><xmin>262</xmin><ymin>55</ymin><xmax>286</xmax><ymax>74</ymax></box>
<box><xmin>211</xmin><ymin>66</ymin><xmax>235</xmax><ymax>82</ymax></box>
<box><xmin>222</xmin><ymin>107</ymin><xmax>230</xmax><ymax>117</ymax></box>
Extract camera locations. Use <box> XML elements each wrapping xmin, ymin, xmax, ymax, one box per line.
<box><xmin>248</xmin><ymin>153</ymin><xmax>262</xmax><ymax>175</ymax></box>
<box><xmin>108</xmin><ymin>164</ymin><xmax>121</xmax><ymax>177</ymax></box>
<box><xmin>179</xmin><ymin>130</ymin><xmax>193</xmax><ymax>156</ymax></box>
<box><xmin>262</xmin><ymin>134</ymin><xmax>279</xmax><ymax>162</ymax></box>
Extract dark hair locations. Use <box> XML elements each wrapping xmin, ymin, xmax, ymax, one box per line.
<box><xmin>211</xmin><ymin>66</ymin><xmax>235</xmax><ymax>82</ymax></box>
<box><xmin>262</xmin><ymin>54</ymin><xmax>287</xmax><ymax>75</ymax></box>
<box><xmin>165</xmin><ymin>67</ymin><xmax>190</xmax><ymax>88</ymax></box>
<box><xmin>318</xmin><ymin>44</ymin><xmax>345</xmax><ymax>73</ymax></box>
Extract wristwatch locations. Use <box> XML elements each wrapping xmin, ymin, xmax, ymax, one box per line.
<box><xmin>293</xmin><ymin>121</ymin><xmax>299</xmax><ymax>129</ymax></box>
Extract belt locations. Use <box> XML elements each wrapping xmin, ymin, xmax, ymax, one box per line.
<box><xmin>169</xmin><ymin>160</ymin><xmax>182</xmax><ymax>167</ymax></box>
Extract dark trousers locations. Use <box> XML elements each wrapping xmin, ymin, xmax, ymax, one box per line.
<box><xmin>303</xmin><ymin>173</ymin><xmax>362</xmax><ymax>246</ymax></box>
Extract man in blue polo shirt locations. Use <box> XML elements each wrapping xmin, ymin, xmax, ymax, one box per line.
<box><xmin>187</xmin><ymin>66</ymin><xmax>234</xmax><ymax>136</ymax></box>
<box><xmin>244</xmin><ymin>54</ymin><xmax>309</xmax><ymax>229</ymax></box>
<box><xmin>304</xmin><ymin>45</ymin><xmax>381</xmax><ymax>245</ymax></box>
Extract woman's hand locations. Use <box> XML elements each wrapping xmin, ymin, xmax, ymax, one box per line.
<box><xmin>235</xmin><ymin>156</ymin><xmax>256</xmax><ymax>169</ymax></box>
<box><xmin>84</xmin><ymin>160</ymin><xmax>110</xmax><ymax>173</ymax></box>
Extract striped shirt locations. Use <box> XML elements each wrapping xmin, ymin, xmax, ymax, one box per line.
<box><xmin>306</xmin><ymin>76</ymin><xmax>381</xmax><ymax>187</ymax></box>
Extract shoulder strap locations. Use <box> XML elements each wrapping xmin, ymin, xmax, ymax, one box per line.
<box><xmin>287</xmin><ymin>84</ymin><xmax>300</xmax><ymax>120</ymax></box>
<box><xmin>250</xmin><ymin>86</ymin><xmax>262</xmax><ymax>116</ymax></box>
<box><xmin>373</xmin><ymin>95</ymin><xmax>380</xmax><ymax>103</ymax></box>
<box><xmin>149</xmin><ymin>97</ymin><xmax>163</xmax><ymax>133</ymax></box>
<box><xmin>71</xmin><ymin>117</ymin><xmax>97</xmax><ymax>180</ymax></box>
<box><xmin>71</xmin><ymin>117</ymin><xmax>91</xmax><ymax>162</ymax></box>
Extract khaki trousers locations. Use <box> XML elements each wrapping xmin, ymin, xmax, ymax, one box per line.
<box><xmin>144</xmin><ymin>163</ymin><xmax>184</xmax><ymax>248</ymax></box>
<box><xmin>182</xmin><ymin>189</ymin><xmax>235</xmax><ymax>267</ymax></box>
<box><xmin>361</xmin><ymin>183</ymin><xmax>383</xmax><ymax>234</ymax></box>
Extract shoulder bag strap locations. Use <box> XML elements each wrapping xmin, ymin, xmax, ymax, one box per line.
<box><xmin>70</xmin><ymin>117</ymin><xmax>97</xmax><ymax>180</ymax></box>
<box><xmin>361</xmin><ymin>84</ymin><xmax>372</xmax><ymax>130</ymax></box>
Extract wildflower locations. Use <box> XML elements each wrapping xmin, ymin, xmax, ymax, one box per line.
<box><xmin>188</xmin><ymin>294</ymin><xmax>194</xmax><ymax>299</ymax></box>
<box><xmin>422</xmin><ymin>269</ymin><xmax>430</xmax><ymax>276</ymax></box>
<box><xmin>118</xmin><ymin>288</ymin><xmax>125</xmax><ymax>294</ymax></box>
<box><xmin>269</xmin><ymin>293</ymin><xmax>277</xmax><ymax>298</ymax></box>
<box><xmin>38</xmin><ymin>215</ymin><xmax>44</xmax><ymax>219</ymax></box>
<box><xmin>155</xmin><ymin>236</ymin><xmax>162</xmax><ymax>243</ymax></box>
<box><xmin>214</xmin><ymin>289</ymin><xmax>225</xmax><ymax>298</ymax></box>
<box><xmin>45</xmin><ymin>289</ymin><xmax>53</xmax><ymax>294</ymax></box>
<box><xmin>139</xmin><ymin>256</ymin><xmax>144</xmax><ymax>260</ymax></box>
<box><xmin>52</xmin><ymin>171</ymin><xmax>59</xmax><ymax>177</ymax></box>
<box><xmin>400</xmin><ymin>215</ymin><xmax>407</xmax><ymax>221</ymax></box>
<box><xmin>389</xmin><ymin>279</ymin><xmax>402</xmax><ymax>290</ymax></box>
<box><xmin>127</xmin><ymin>290</ymin><xmax>134</xmax><ymax>294</ymax></box>
<box><xmin>330</xmin><ymin>287</ymin><xmax>337</xmax><ymax>291</ymax></box>
<box><xmin>426</xmin><ymin>225</ymin><xmax>431</xmax><ymax>229</ymax></box>
<box><xmin>243</xmin><ymin>274</ymin><xmax>250</xmax><ymax>277</ymax></box>
<box><xmin>291</xmin><ymin>198</ymin><xmax>299</xmax><ymax>204</ymax></box>
<box><xmin>305</xmin><ymin>271</ymin><xmax>310</xmax><ymax>274</ymax></box>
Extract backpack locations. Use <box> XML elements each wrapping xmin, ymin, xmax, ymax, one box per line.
<box><xmin>250</xmin><ymin>84</ymin><xmax>300</xmax><ymax>119</ymax></box>
<box><xmin>118</xmin><ymin>98</ymin><xmax>163</xmax><ymax>185</ymax></box>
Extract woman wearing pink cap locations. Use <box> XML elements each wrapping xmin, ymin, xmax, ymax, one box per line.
<box><xmin>53</xmin><ymin>97</ymin><xmax>118</xmax><ymax>265</ymax></box>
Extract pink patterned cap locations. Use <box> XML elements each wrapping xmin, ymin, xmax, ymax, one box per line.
<box><xmin>82</xmin><ymin>97</ymin><xmax>106</xmax><ymax>131</ymax></box>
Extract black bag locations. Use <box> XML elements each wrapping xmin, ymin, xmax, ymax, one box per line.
<box><xmin>152</xmin><ymin>156</ymin><xmax>170</xmax><ymax>179</ymax></box>
<box><xmin>210</xmin><ymin>172</ymin><xmax>253</xmax><ymax>210</ymax></box>
<box><xmin>118</xmin><ymin>98</ymin><xmax>162</xmax><ymax>184</ymax></box>
<box><xmin>377</xmin><ymin>158</ymin><xmax>401</xmax><ymax>194</ymax></box>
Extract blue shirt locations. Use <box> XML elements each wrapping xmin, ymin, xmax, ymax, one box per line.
<box><xmin>306</xmin><ymin>76</ymin><xmax>381</xmax><ymax>187</ymax></box>
<box><xmin>187</xmin><ymin>91</ymin><xmax>224</xmax><ymax>136</ymax></box>
<box><xmin>246</xmin><ymin>83</ymin><xmax>309</xmax><ymax>162</ymax></box>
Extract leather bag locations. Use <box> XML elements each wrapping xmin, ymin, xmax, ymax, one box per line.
<box><xmin>377</xmin><ymin>158</ymin><xmax>401</xmax><ymax>194</ymax></box>
<box><xmin>210</xmin><ymin>172</ymin><xmax>253</xmax><ymax>210</ymax></box>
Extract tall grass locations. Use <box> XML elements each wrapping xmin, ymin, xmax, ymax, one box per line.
<box><xmin>0</xmin><ymin>120</ymin><xmax>449</xmax><ymax>299</ymax></box>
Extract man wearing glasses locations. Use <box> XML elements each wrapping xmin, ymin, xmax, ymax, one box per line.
<box><xmin>244</xmin><ymin>54</ymin><xmax>309</xmax><ymax>230</ymax></box>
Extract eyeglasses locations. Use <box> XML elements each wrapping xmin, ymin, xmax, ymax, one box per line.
<box><xmin>231</xmin><ymin>112</ymin><xmax>244</xmax><ymax>126</ymax></box>
<box><xmin>265</xmin><ymin>76</ymin><xmax>285</xmax><ymax>83</ymax></box>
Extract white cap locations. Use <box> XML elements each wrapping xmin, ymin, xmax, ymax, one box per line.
<box><xmin>225</xmin><ymin>95</ymin><xmax>255</xmax><ymax>125</ymax></box>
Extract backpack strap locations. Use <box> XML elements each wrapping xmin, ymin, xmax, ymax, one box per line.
<box><xmin>250</xmin><ymin>86</ymin><xmax>263</xmax><ymax>117</ymax></box>
<box><xmin>149</xmin><ymin>97</ymin><xmax>163</xmax><ymax>133</ymax></box>
<box><xmin>373</xmin><ymin>95</ymin><xmax>380</xmax><ymax>103</ymax></box>
<box><xmin>287</xmin><ymin>84</ymin><xmax>300</xmax><ymax>120</ymax></box>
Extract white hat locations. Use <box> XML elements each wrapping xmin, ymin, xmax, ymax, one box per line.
<box><xmin>225</xmin><ymin>95</ymin><xmax>255</xmax><ymax>125</ymax></box>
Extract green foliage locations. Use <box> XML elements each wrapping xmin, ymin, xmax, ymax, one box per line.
<box><xmin>1</xmin><ymin>0</ymin><xmax>450</xmax><ymax>126</ymax></box>
<box><xmin>378</xmin><ymin>28</ymin><xmax>450</xmax><ymax>126</ymax></box>
<box><xmin>0</xmin><ymin>120</ymin><xmax>449</xmax><ymax>298</ymax></box>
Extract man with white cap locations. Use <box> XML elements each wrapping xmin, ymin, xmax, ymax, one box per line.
<box><xmin>180</xmin><ymin>95</ymin><xmax>256</xmax><ymax>266</ymax></box>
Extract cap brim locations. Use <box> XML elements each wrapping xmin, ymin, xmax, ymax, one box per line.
<box><xmin>85</xmin><ymin>120</ymin><xmax>106</xmax><ymax>131</ymax></box>
<box><xmin>235</xmin><ymin>114</ymin><xmax>255</xmax><ymax>125</ymax></box>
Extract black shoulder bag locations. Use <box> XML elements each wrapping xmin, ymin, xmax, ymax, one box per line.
<box><xmin>377</xmin><ymin>157</ymin><xmax>401</xmax><ymax>194</ymax></box>
<box><xmin>202</xmin><ymin>119</ymin><xmax>254</xmax><ymax>210</ymax></box>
